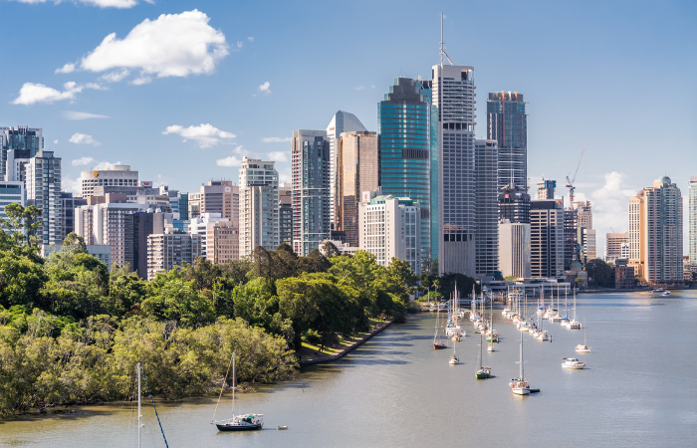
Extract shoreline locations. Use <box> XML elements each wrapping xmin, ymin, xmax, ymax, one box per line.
<box><xmin>299</xmin><ymin>320</ymin><xmax>394</xmax><ymax>366</ymax></box>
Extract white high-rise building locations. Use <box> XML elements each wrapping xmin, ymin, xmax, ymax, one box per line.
<box><xmin>431</xmin><ymin>62</ymin><xmax>476</xmax><ymax>276</ymax></box>
<box><xmin>530</xmin><ymin>199</ymin><xmax>564</xmax><ymax>278</ymax></box>
<box><xmin>326</xmin><ymin>111</ymin><xmax>366</xmax><ymax>227</ymax></box>
<box><xmin>81</xmin><ymin>165</ymin><xmax>139</xmax><ymax>197</ymax></box>
<box><xmin>147</xmin><ymin>229</ymin><xmax>202</xmax><ymax>280</ymax></box>
<box><xmin>26</xmin><ymin>151</ymin><xmax>62</xmax><ymax>246</ymax></box>
<box><xmin>238</xmin><ymin>157</ymin><xmax>279</xmax><ymax>258</ymax></box>
<box><xmin>498</xmin><ymin>219</ymin><xmax>531</xmax><ymax>279</ymax></box>
<box><xmin>359</xmin><ymin>190</ymin><xmax>421</xmax><ymax>274</ymax></box>
<box><xmin>689</xmin><ymin>177</ymin><xmax>697</xmax><ymax>264</ymax></box>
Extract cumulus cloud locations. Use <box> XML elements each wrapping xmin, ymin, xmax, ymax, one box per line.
<box><xmin>131</xmin><ymin>75</ymin><xmax>152</xmax><ymax>85</ymax></box>
<box><xmin>78</xmin><ymin>10</ymin><xmax>228</xmax><ymax>79</ymax></box>
<box><xmin>12</xmin><ymin>81</ymin><xmax>103</xmax><ymax>105</ymax></box>
<box><xmin>216</xmin><ymin>155</ymin><xmax>242</xmax><ymax>167</ymax></box>
<box><xmin>69</xmin><ymin>133</ymin><xmax>101</xmax><ymax>146</ymax></box>
<box><xmin>93</xmin><ymin>160</ymin><xmax>122</xmax><ymax>170</ymax></box>
<box><xmin>55</xmin><ymin>63</ymin><xmax>75</xmax><ymax>74</ymax></box>
<box><xmin>62</xmin><ymin>176</ymin><xmax>82</xmax><ymax>195</ymax></box>
<box><xmin>262</xmin><ymin>137</ymin><xmax>291</xmax><ymax>143</ymax></box>
<box><xmin>63</xmin><ymin>111</ymin><xmax>110</xmax><ymax>120</ymax></box>
<box><xmin>258</xmin><ymin>81</ymin><xmax>271</xmax><ymax>94</ymax></box>
<box><xmin>247</xmin><ymin>36</ymin><xmax>254</xmax><ymax>42</ymax></box>
<box><xmin>162</xmin><ymin>123</ymin><xmax>235</xmax><ymax>148</ymax></box>
<box><xmin>591</xmin><ymin>171</ymin><xmax>636</xmax><ymax>238</ymax></box>
<box><xmin>72</xmin><ymin>156</ymin><xmax>97</xmax><ymax>166</ymax></box>
<box><xmin>100</xmin><ymin>69</ymin><xmax>130</xmax><ymax>83</ymax></box>
<box><xmin>267</xmin><ymin>151</ymin><xmax>288</xmax><ymax>162</ymax></box>
<box><xmin>14</xmin><ymin>0</ymin><xmax>149</xmax><ymax>9</ymax></box>
<box><xmin>355</xmin><ymin>86</ymin><xmax>364</xmax><ymax>90</ymax></box>
<box><xmin>53</xmin><ymin>140</ymin><xmax>58</xmax><ymax>144</ymax></box>
<box><xmin>236</xmin><ymin>41</ymin><xmax>243</xmax><ymax>49</ymax></box>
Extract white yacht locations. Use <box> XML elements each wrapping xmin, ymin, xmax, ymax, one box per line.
<box><xmin>562</xmin><ymin>358</ymin><xmax>586</xmax><ymax>369</ymax></box>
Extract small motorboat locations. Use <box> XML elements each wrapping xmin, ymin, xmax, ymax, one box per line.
<box><xmin>562</xmin><ymin>357</ymin><xmax>586</xmax><ymax>369</ymax></box>
<box><xmin>662</xmin><ymin>291</ymin><xmax>671</xmax><ymax>296</ymax></box>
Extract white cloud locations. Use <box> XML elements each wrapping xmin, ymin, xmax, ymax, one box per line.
<box><xmin>78</xmin><ymin>10</ymin><xmax>228</xmax><ymax>79</ymax></box>
<box><xmin>591</xmin><ymin>171</ymin><xmax>635</xmax><ymax>250</ymax></box>
<box><xmin>355</xmin><ymin>86</ymin><xmax>364</xmax><ymax>91</ymax></box>
<box><xmin>63</xmin><ymin>111</ymin><xmax>110</xmax><ymax>120</ymax></box>
<box><xmin>232</xmin><ymin>144</ymin><xmax>247</xmax><ymax>155</ymax></box>
<box><xmin>279</xmin><ymin>172</ymin><xmax>291</xmax><ymax>184</ymax></box>
<box><xmin>93</xmin><ymin>160</ymin><xmax>122</xmax><ymax>170</ymax></box>
<box><xmin>72</xmin><ymin>156</ymin><xmax>97</xmax><ymax>166</ymax></box>
<box><xmin>258</xmin><ymin>81</ymin><xmax>271</xmax><ymax>94</ymax></box>
<box><xmin>236</xmin><ymin>41</ymin><xmax>243</xmax><ymax>48</ymax></box>
<box><xmin>262</xmin><ymin>137</ymin><xmax>291</xmax><ymax>143</ymax></box>
<box><xmin>216</xmin><ymin>155</ymin><xmax>242</xmax><ymax>167</ymax></box>
<box><xmin>131</xmin><ymin>75</ymin><xmax>152</xmax><ymax>85</ymax></box>
<box><xmin>162</xmin><ymin>123</ymin><xmax>235</xmax><ymax>148</ymax></box>
<box><xmin>100</xmin><ymin>69</ymin><xmax>130</xmax><ymax>83</ymax></box>
<box><xmin>53</xmin><ymin>140</ymin><xmax>58</xmax><ymax>144</ymax></box>
<box><xmin>69</xmin><ymin>133</ymin><xmax>101</xmax><ymax>146</ymax></box>
<box><xmin>62</xmin><ymin>176</ymin><xmax>82</xmax><ymax>196</ymax></box>
<box><xmin>12</xmin><ymin>81</ymin><xmax>103</xmax><ymax>105</ymax></box>
<box><xmin>267</xmin><ymin>151</ymin><xmax>288</xmax><ymax>162</ymax></box>
<box><xmin>14</xmin><ymin>0</ymin><xmax>146</xmax><ymax>9</ymax></box>
<box><xmin>247</xmin><ymin>36</ymin><xmax>254</xmax><ymax>42</ymax></box>
<box><xmin>55</xmin><ymin>62</ymin><xmax>75</xmax><ymax>74</ymax></box>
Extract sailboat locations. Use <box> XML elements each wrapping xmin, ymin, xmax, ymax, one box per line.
<box><xmin>486</xmin><ymin>296</ymin><xmax>498</xmax><ymax>348</ymax></box>
<box><xmin>433</xmin><ymin>302</ymin><xmax>448</xmax><ymax>350</ymax></box>
<box><xmin>509</xmin><ymin>331</ymin><xmax>531</xmax><ymax>395</ymax></box>
<box><xmin>475</xmin><ymin>332</ymin><xmax>491</xmax><ymax>379</ymax></box>
<box><xmin>449</xmin><ymin>342</ymin><xmax>461</xmax><ymax>365</ymax></box>
<box><xmin>575</xmin><ymin>320</ymin><xmax>591</xmax><ymax>353</ymax></box>
<box><xmin>568</xmin><ymin>287</ymin><xmax>582</xmax><ymax>330</ymax></box>
<box><xmin>214</xmin><ymin>353</ymin><xmax>264</xmax><ymax>431</ymax></box>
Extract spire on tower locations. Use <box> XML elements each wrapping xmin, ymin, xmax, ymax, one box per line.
<box><xmin>439</xmin><ymin>13</ymin><xmax>455</xmax><ymax>66</ymax></box>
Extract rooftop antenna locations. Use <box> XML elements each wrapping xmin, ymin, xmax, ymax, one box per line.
<box><xmin>440</xmin><ymin>13</ymin><xmax>455</xmax><ymax>66</ymax></box>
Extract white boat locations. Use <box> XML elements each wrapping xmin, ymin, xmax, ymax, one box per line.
<box><xmin>567</xmin><ymin>287</ymin><xmax>582</xmax><ymax>330</ymax></box>
<box><xmin>562</xmin><ymin>357</ymin><xmax>586</xmax><ymax>369</ymax></box>
<box><xmin>575</xmin><ymin>321</ymin><xmax>591</xmax><ymax>353</ymax></box>
<box><xmin>662</xmin><ymin>291</ymin><xmax>671</xmax><ymax>296</ymax></box>
<box><xmin>449</xmin><ymin>343</ymin><xmax>460</xmax><ymax>365</ymax></box>
<box><xmin>536</xmin><ymin>330</ymin><xmax>548</xmax><ymax>342</ymax></box>
<box><xmin>475</xmin><ymin>332</ymin><xmax>491</xmax><ymax>379</ymax></box>
<box><xmin>214</xmin><ymin>353</ymin><xmax>264</xmax><ymax>432</ymax></box>
<box><xmin>510</xmin><ymin>331</ymin><xmax>531</xmax><ymax>395</ymax></box>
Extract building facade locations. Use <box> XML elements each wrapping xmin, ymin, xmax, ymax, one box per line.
<box><xmin>0</xmin><ymin>181</ymin><xmax>25</xmax><ymax>219</ymax></box>
<box><xmin>336</xmin><ymin>131</ymin><xmax>378</xmax><ymax>247</ymax></box>
<box><xmin>80</xmin><ymin>165</ymin><xmax>139</xmax><ymax>198</ymax></box>
<box><xmin>238</xmin><ymin>157</ymin><xmax>279</xmax><ymax>257</ymax></box>
<box><xmin>25</xmin><ymin>150</ymin><xmax>62</xmax><ymax>246</ymax></box>
<box><xmin>147</xmin><ymin>229</ymin><xmax>202</xmax><ymax>280</ymax></box>
<box><xmin>474</xmin><ymin>139</ymin><xmax>499</xmax><ymax>279</ymax></box>
<box><xmin>188</xmin><ymin>180</ymin><xmax>239</xmax><ymax>222</ymax></box>
<box><xmin>291</xmin><ymin>130</ymin><xmax>331</xmax><ymax>256</ymax></box>
<box><xmin>530</xmin><ymin>199</ymin><xmax>564</xmax><ymax>278</ymax></box>
<box><xmin>605</xmin><ymin>232</ymin><xmax>628</xmax><ymax>263</ymax></box>
<box><xmin>378</xmin><ymin>78</ymin><xmax>436</xmax><ymax>266</ymax></box>
<box><xmin>213</xmin><ymin>223</ymin><xmax>239</xmax><ymax>264</ymax></box>
<box><xmin>1</xmin><ymin>126</ymin><xmax>43</xmax><ymax>180</ymax></box>
<box><xmin>189</xmin><ymin>213</ymin><xmax>228</xmax><ymax>261</ymax></box>
<box><xmin>537</xmin><ymin>178</ymin><xmax>556</xmax><ymax>200</ymax></box>
<box><xmin>358</xmin><ymin>191</ymin><xmax>421</xmax><ymax>274</ymax></box>
<box><xmin>498</xmin><ymin>219</ymin><xmax>531</xmax><ymax>279</ymax></box>
<box><xmin>690</xmin><ymin>177</ymin><xmax>697</xmax><ymax>264</ymax></box>
<box><xmin>498</xmin><ymin>183</ymin><xmax>530</xmax><ymax>224</ymax></box>
<box><xmin>279</xmin><ymin>186</ymin><xmax>293</xmax><ymax>246</ymax></box>
<box><xmin>486</xmin><ymin>92</ymin><xmax>527</xmax><ymax>193</ymax></box>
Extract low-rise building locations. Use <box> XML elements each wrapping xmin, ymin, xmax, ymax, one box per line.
<box><xmin>614</xmin><ymin>259</ymin><xmax>635</xmax><ymax>289</ymax></box>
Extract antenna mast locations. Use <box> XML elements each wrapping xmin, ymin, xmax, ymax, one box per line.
<box><xmin>439</xmin><ymin>13</ymin><xmax>455</xmax><ymax>66</ymax></box>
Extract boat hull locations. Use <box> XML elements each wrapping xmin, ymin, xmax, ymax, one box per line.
<box><xmin>216</xmin><ymin>423</ymin><xmax>263</xmax><ymax>432</ymax></box>
<box><xmin>433</xmin><ymin>343</ymin><xmax>448</xmax><ymax>350</ymax></box>
<box><xmin>512</xmin><ymin>388</ymin><xmax>530</xmax><ymax>395</ymax></box>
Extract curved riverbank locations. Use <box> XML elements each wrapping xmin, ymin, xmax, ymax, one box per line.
<box><xmin>299</xmin><ymin>320</ymin><xmax>394</xmax><ymax>366</ymax></box>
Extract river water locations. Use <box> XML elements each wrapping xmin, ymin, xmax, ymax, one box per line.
<box><xmin>2</xmin><ymin>291</ymin><xmax>697</xmax><ymax>447</ymax></box>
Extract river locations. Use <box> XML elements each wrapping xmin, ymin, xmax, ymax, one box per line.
<box><xmin>1</xmin><ymin>291</ymin><xmax>696</xmax><ymax>447</ymax></box>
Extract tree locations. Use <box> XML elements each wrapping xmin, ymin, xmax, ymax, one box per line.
<box><xmin>62</xmin><ymin>232</ymin><xmax>87</xmax><ymax>254</ymax></box>
<box><xmin>0</xmin><ymin>252</ymin><xmax>47</xmax><ymax>308</ymax></box>
<box><xmin>585</xmin><ymin>259</ymin><xmax>613</xmax><ymax>287</ymax></box>
<box><xmin>0</xmin><ymin>203</ymin><xmax>43</xmax><ymax>261</ymax></box>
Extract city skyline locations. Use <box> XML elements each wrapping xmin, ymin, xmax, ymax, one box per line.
<box><xmin>2</xmin><ymin>0</ymin><xmax>696</xmax><ymax>256</ymax></box>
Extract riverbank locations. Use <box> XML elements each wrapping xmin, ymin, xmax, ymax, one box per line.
<box><xmin>299</xmin><ymin>320</ymin><xmax>394</xmax><ymax>366</ymax></box>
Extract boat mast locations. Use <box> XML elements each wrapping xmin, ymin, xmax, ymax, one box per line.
<box><xmin>137</xmin><ymin>362</ymin><xmax>142</xmax><ymax>448</ymax></box>
<box><xmin>232</xmin><ymin>353</ymin><xmax>235</xmax><ymax>417</ymax></box>
<box><xmin>520</xmin><ymin>329</ymin><xmax>524</xmax><ymax>379</ymax></box>
<box><xmin>573</xmin><ymin>285</ymin><xmax>577</xmax><ymax>321</ymax></box>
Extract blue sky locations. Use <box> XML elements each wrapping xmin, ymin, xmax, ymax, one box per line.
<box><xmin>2</xmin><ymin>0</ymin><xmax>696</xmax><ymax>254</ymax></box>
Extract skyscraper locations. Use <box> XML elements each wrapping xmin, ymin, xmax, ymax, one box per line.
<box><xmin>498</xmin><ymin>183</ymin><xmax>530</xmax><ymax>224</ymax></box>
<box><xmin>188</xmin><ymin>180</ymin><xmax>239</xmax><ymax>222</ymax></box>
<box><xmin>25</xmin><ymin>150</ymin><xmax>62</xmax><ymax>246</ymax></box>
<box><xmin>628</xmin><ymin>176</ymin><xmax>683</xmax><ymax>285</ymax></box>
<box><xmin>430</xmin><ymin>62</ymin><xmax>476</xmax><ymax>276</ymax></box>
<box><xmin>689</xmin><ymin>177</ymin><xmax>697</xmax><ymax>264</ymax></box>
<box><xmin>487</xmin><ymin>92</ymin><xmax>527</xmax><ymax>192</ymax></box>
<box><xmin>238</xmin><ymin>157</ymin><xmax>279</xmax><ymax>257</ymax></box>
<box><xmin>537</xmin><ymin>178</ymin><xmax>556</xmax><ymax>200</ymax></box>
<box><xmin>530</xmin><ymin>199</ymin><xmax>564</xmax><ymax>278</ymax></box>
<box><xmin>279</xmin><ymin>185</ymin><xmax>293</xmax><ymax>246</ymax></box>
<box><xmin>499</xmin><ymin>219</ymin><xmax>531</xmax><ymax>279</ymax></box>
<box><xmin>326</xmin><ymin>111</ymin><xmax>367</xmax><ymax>226</ymax></box>
<box><xmin>291</xmin><ymin>130</ymin><xmax>331</xmax><ymax>256</ymax></box>
<box><xmin>1</xmin><ymin>126</ymin><xmax>43</xmax><ymax>180</ymax></box>
<box><xmin>336</xmin><ymin>131</ymin><xmax>378</xmax><ymax>246</ymax></box>
<box><xmin>80</xmin><ymin>165</ymin><xmax>139</xmax><ymax>197</ymax></box>
<box><xmin>378</xmin><ymin>78</ymin><xmax>435</xmax><ymax>266</ymax></box>
<box><xmin>474</xmin><ymin>139</ymin><xmax>499</xmax><ymax>279</ymax></box>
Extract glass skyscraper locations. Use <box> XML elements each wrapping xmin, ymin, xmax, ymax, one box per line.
<box><xmin>487</xmin><ymin>92</ymin><xmax>527</xmax><ymax>192</ymax></box>
<box><xmin>378</xmin><ymin>78</ymin><xmax>436</xmax><ymax>266</ymax></box>
<box><xmin>1</xmin><ymin>126</ymin><xmax>43</xmax><ymax>180</ymax></box>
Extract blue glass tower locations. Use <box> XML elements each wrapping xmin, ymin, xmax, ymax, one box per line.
<box><xmin>378</xmin><ymin>78</ymin><xmax>436</xmax><ymax>266</ymax></box>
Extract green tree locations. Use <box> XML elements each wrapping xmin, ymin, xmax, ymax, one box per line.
<box><xmin>0</xmin><ymin>203</ymin><xmax>43</xmax><ymax>261</ymax></box>
<box><xmin>142</xmin><ymin>268</ymin><xmax>215</xmax><ymax>327</ymax></box>
<box><xmin>0</xmin><ymin>251</ymin><xmax>48</xmax><ymax>308</ymax></box>
<box><xmin>586</xmin><ymin>259</ymin><xmax>613</xmax><ymax>287</ymax></box>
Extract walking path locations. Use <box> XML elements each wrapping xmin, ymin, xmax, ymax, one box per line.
<box><xmin>299</xmin><ymin>320</ymin><xmax>393</xmax><ymax>366</ymax></box>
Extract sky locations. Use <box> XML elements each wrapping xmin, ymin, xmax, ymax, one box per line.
<box><xmin>2</xmin><ymin>0</ymin><xmax>696</xmax><ymax>256</ymax></box>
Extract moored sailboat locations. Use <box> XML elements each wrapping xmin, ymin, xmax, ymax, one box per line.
<box><xmin>475</xmin><ymin>332</ymin><xmax>491</xmax><ymax>379</ymax></box>
<box><xmin>214</xmin><ymin>353</ymin><xmax>264</xmax><ymax>432</ymax></box>
<box><xmin>510</xmin><ymin>331</ymin><xmax>531</xmax><ymax>395</ymax></box>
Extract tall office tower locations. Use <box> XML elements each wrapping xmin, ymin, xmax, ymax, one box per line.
<box><xmin>580</xmin><ymin>228</ymin><xmax>597</xmax><ymax>262</ymax></box>
<box><xmin>124</xmin><ymin>212</ymin><xmax>165</xmax><ymax>278</ymax></box>
<box><xmin>5</xmin><ymin>149</ymin><xmax>31</xmax><ymax>183</ymax></box>
<box><xmin>25</xmin><ymin>151</ymin><xmax>62</xmax><ymax>246</ymax></box>
<box><xmin>486</xmin><ymin>92</ymin><xmax>527</xmax><ymax>192</ymax></box>
<box><xmin>474</xmin><ymin>139</ymin><xmax>499</xmax><ymax>279</ymax></box>
<box><xmin>291</xmin><ymin>130</ymin><xmax>331</xmax><ymax>256</ymax></box>
<box><xmin>80</xmin><ymin>165</ymin><xmax>139</xmax><ymax>197</ymax></box>
<box><xmin>498</xmin><ymin>219</ymin><xmax>531</xmax><ymax>278</ymax></box>
<box><xmin>213</xmin><ymin>222</ymin><xmax>239</xmax><ymax>263</ymax></box>
<box><xmin>576</xmin><ymin>200</ymin><xmax>593</xmax><ymax>229</ymax></box>
<box><xmin>629</xmin><ymin>176</ymin><xmax>683</xmax><ymax>285</ymax></box>
<box><xmin>238</xmin><ymin>157</ymin><xmax>279</xmax><ymax>257</ymax></box>
<box><xmin>498</xmin><ymin>183</ymin><xmax>530</xmax><ymax>224</ymax></box>
<box><xmin>0</xmin><ymin>181</ymin><xmax>25</xmax><ymax>219</ymax></box>
<box><xmin>60</xmin><ymin>192</ymin><xmax>87</xmax><ymax>240</ymax></box>
<box><xmin>379</xmin><ymin>78</ymin><xmax>435</xmax><ymax>267</ymax></box>
<box><xmin>336</xmin><ymin>131</ymin><xmax>378</xmax><ymax>247</ymax></box>
<box><xmin>147</xmin><ymin>229</ymin><xmax>202</xmax><ymax>280</ymax></box>
<box><xmin>537</xmin><ymin>178</ymin><xmax>556</xmax><ymax>200</ymax></box>
<box><xmin>188</xmin><ymin>180</ymin><xmax>239</xmax><ymax>222</ymax></box>
<box><xmin>326</xmin><ymin>111</ymin><xmax>367</xmax><ymax>227</ymax></box>
<box><xmin>358</xmin><ymin>190</ymin><xmax>421</xmax><ymax>274</ymax></box>
<box><xmin>431</xmin><ymin>61</ymin><xmax>476</xmax><ymax>276</ymax></box>
<box><xmin>689</xmin><ymin>177</ymin><xmax>697</xmax><ymax>264</ymax></box>
<box><xmin>563</xmin><ymin>209</ymin><xmax>578</xmax><ymax>270</ymax></box>
<box><xmin>188</xmin><ymin>213</ymin><xmax>228</xmax><ymax>260</ymax></box>
<box><xmin>279</xmin><ymin>185</ymin><xmax>293</xmax><ymax>246</ymax></box>
<box><xmin>1</xmin><ymin>126</ymin><xmax>43</xmax><ymax>180</ymax></box>
<box><xmin>530</xmin><ymin>199</ymin><xmax>564</xmax><ymax>278</ymax></box>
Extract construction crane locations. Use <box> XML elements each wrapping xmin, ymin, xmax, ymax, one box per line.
<box><xmin>565</xmin><ymin>145</ymin><xmax>586</xmax><ymax>207</ymax></box>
